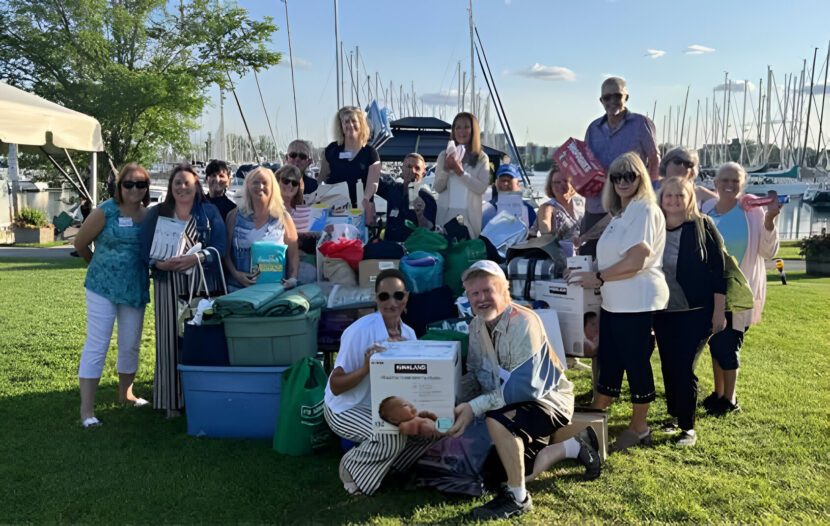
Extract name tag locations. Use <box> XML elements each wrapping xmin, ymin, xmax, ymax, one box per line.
<box><xmin>118</xmin><ymin>217</ymin><xmax>134</xmax><ymax>227</ymax></box>
<box><xmin>389</xmin><ymin>209</ymin><xmax>399</xmax><ymax>218</ymax></box>
<box><xmin>339</xmin><ymin>151</ymin><xmax>354</xmax><ymax>160</ymax></box>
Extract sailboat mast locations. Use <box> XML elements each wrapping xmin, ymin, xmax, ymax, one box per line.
<box><xmin>816</xmin><ymin>41</ymin><xmax>830</xmax><ymax>168</ymax></box>
<box><xmin>334</xmin><ymin>0</ymin><xmax>340</xmax><ymax>108</ymax></box>
<box><xmin>693</xmin><ymin>99</ymin><xmax>700</xmax><ymax>150</ymax></box>
<box><xmin>801</xmin><ymin>48</ymin><xmax>818</xmax><ymax>166</ymax></box>
<box><xmin>740</xmin><ymin>80</ymin><xmax>748</xmax><ymax>166</ymax></box>
<box><xmin>283</xmin><ymin>0</ymin><xmax>299</xmax><ymax>138</ymax></box>
<box><xmin>680</xmin><ymin>86</ymin><xmax>690</xmax><ymax>146</ymax></box>
<box><xmin>764</xmin><ymin>67</ymin><xmax>773</xmax><ymax>164</ymax></box>
<box><xmin>469</xmin><ymin>0</ymin><xmax>475</xmax><ymax>116</ymax></box>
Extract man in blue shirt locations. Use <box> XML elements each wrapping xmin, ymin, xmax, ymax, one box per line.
<box><xmin>376</xmin><ymin>153</ymin><xmax>436</xmax><ymax>242</ymax></box>
<box><xmin>582</xmin><ymin>77</ymin><xmax>659</xmax><ymax>255</ymax></box>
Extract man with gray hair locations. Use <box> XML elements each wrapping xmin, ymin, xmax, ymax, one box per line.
<box><xmin>284</xmin><ymin>139</ymin><xmax>318</xmax><ymax>195</ymax></box>
<box><xmin>581</xmin><ymin>77</ymin><xmax>659</xmax><ymax>256</ymax></box>
<box><xmin>448</xmin><ymin>260</ymin><xmax>600</xmax><ymax>520</ymax></box>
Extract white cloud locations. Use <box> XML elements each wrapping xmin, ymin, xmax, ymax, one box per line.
<box><xmin>420</xmin><ymin>90</ymin><xmax>459</xmax><ymax>106</ymax></box>
<box><xmin>514</xmin><ymin>63</ymin><xmax>576</xmax><ymax>81</ymax></box>
<box><xmin>714</xmin><ymin>80</ymin><xmax>755</xmax><ymax>92</ymax></box>
<box><xmin>646</xmin><ymin>49</ymin><xmax>666</xmax><ymax>59</ymax></box>
<box><xmin>804</xmin><ymin>83</ymin><xmax>830</xmax><ymax>94</ymax></box>
<box><xmin>685</xmin><ymin>44</ymin><xmax>715</xmax><ymax>55</ymax></box>
<box><xmin>278</xmin><ymin>57</ymin><xmax>312</xmax><ymax>69</ymax></box>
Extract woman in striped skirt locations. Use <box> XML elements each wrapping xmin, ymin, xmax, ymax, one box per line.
<box><xmin>323</xmin><ymin>269</ymin><xmax>436</xmax><ymax>495</ymax></box>
<box><xmin>140</xmin><ymin>163</ymin><xmax>226</xmax><ymax>418</ymax></box>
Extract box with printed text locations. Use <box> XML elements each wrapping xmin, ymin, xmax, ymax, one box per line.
<box><xmin>532</xmin><ymin>279</ymin><xmax>601</xmax><ymax>357</ymax></box>
<box><xmin>359</xmin><ymin>259</ymin><xmax>400</xmax><ymax>288</ymax></box>
<box><xmin>370</xmin><ymin>340</ymin><xmax>461</xmax><ymax>435</ymax></box>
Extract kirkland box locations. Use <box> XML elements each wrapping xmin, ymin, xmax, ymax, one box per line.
<box><xmin>178</xmin><ymin>365</ymin><xmax>286</xmax><ymax>439</ymax></box>
<box><xmin>358</xmin><ymin>259</ymin><xmax>400</xmax><ymax>288</ymax></box>
<box><xmin>224</xmin><ymin>308</ymin><xmax>321</xmax><ymax>366</ymax></box>
<box><xmin>532</xmin><ymin>279</ymin><xmax>601</xmax><ymax>357</ymax></box>
<box><xmin>370</xmin><ymin>340</ymin><xmax>461</xmax><ymax>435</ymax></box>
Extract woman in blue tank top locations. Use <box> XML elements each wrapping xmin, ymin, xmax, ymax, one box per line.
<box><xmin>74</xmin><ymin>163</ymin><xmax>151</xmax><ymax>428</ymax></box>
<box><xmin>224</xmin><ymin>166</ymin><xmax>299</xmax><ymax>291</ymax></box>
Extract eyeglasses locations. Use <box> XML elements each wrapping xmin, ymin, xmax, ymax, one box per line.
<box><xmin>609</xmin><ymin>172</ymin><xmax>637</xmax><ymax>184</ymax></box>
<box><xmin>280</xmin><ymin>177</ymin><xmax>299</xmax><ymax>187</ymax></box>
<box><xmin>671</xmin><ymin>158</ymin><xmax>695</xmax><ymax>169</ymax></box>
<box><xmin>601</xmin><ymin>93</ymin><xmax>624</xmax><ymax>103</ymax></box>
<box><xmin>287</xmin><ymin>152</ymin><xmax>309</xmax><ymax>161</ymax></box>
<box><xmin>122</xmin><ymin>180</ymin><xmax>149</xmax><ymax>190</ymax></box>
<box><xmin>377</xmin><ymin>291</ymin><xmax>406</xmax><ymax>302</ymax></box>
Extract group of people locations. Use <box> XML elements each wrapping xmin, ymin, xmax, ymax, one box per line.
<box><xmin>73</xmin><ymin>76</ymin><xmax>781</xmax><ymax>521</ymax></box>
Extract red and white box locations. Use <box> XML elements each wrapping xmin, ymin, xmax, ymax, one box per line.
<box><xmin>554</xmin><ymin>138</ymin><xmax>606</xmax><ymax>198</ymax></box>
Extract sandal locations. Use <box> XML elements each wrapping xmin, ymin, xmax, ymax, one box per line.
<box><xmin>610</xmin><ymin>428</ymin><xmax>651</xmax><ymax>453</ymax></box>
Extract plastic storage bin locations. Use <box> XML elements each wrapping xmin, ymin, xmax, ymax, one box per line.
<box><xmin>178</xmin><ymin>365</ymin><xmax>286</xmax><ymax>439</ymax></box>
<box><xmin>223</xmin><ymin>308</ymin><xmax>321</xmax><ymax>366</ymax></box>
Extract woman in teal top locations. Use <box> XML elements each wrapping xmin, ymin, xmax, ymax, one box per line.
<box><xmin>74</xmin><ymin>163</ymin><xmax>151</xmax><ymax>428</ymax></box>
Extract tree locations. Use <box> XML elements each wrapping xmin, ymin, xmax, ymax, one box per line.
<box><xmin>0</xmin><ymin>0</ymin><xmax>281</xmax><ymax>167</ymax></box>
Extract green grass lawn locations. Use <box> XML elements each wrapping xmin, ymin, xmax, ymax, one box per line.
<box><xmin>776</xmin><ymin>240</ymin><xmax>804</xmax><ymax>260</ymax></box>
<box><xmin>1</xmin><ymin>257</ymin><xmax>828</xmax><ymax>524</ymax></box>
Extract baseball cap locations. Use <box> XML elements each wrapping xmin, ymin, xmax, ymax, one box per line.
<box><xmin>601</xmin><ymin>77</ymin><xmax>628</xmax><ymax>96</ymax></box>
<box><xmin>461</xmin><ymin>260</ymin><xmax>506</xmax><ymax>282</ymax></box>
<box><xmin>495</xmin><ymin>163</ymin><xmax>521</xmax><ymax>180</ymax></box>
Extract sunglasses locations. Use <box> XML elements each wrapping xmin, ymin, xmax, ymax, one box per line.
<box><xmin>122</xmin><ymin>180</ymin><xmax>149</xmax><ymax>189</ymax></box>
<box><xmin>671</xmin><ymin>158</ymin><xmax>695</xmax><ymax>169</ymax></box>
<box><xmin>280</xmin><ymin>177</ymin><xmax>299</xmax><ymax>187</ymax></box>
<box><xmin>601</xmin><ymin>93</ymin><xmax>624</xmax><ymax>103</ymax></box>
<box><xmin>610</xmin><ymin>172</ymin><xmax>638</xmax><ymax>184</ymax></box>
<box><xmin>377</xmin><ymin>291</ymin><xmax>406</xmax><ymax>302</ymax></box>
<box><xmin>287</xmin><ymin>152</ymin><xmax>309</xmax><ymax>161</ymax></box>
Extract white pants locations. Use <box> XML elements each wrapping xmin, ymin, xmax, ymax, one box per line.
<box><xmin>78</xmin><ymin>288</ymin><xmax>146</xmax><ymax>379</ymax></box>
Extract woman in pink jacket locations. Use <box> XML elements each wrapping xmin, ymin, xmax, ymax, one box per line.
<box><xmin>701</xmin><ymin>162</ymin><xmax>780</xmax><ymax>416</ymax></box>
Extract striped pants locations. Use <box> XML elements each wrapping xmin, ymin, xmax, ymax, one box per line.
<box><xmin>324</xmin><ymin>404</ymin><xmax>434</xmax><ymax>495</ymax></box>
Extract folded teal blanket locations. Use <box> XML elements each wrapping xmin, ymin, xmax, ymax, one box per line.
<box><xmin>260</xmin><ymin>283</ymin><xmax>326</xmax><ymax>316</ymax></box>
<box><xmin>213</xmin><ymin>282</ymin><xmax>285</xmax><ymax>319</ymax></box>
<box><xmin>213</xmin><ymin>283</ymin><xmax>326</xmax><ymax>319</ymax></box>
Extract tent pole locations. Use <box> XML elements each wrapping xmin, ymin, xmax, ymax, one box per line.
<box><xmin>63</xmin><ymin>149</ymin><xmax>91</xmax><ymax>202</ymax></box>
<box><xmin>40</xmin><ymin>149</ymin><xmax>90</xmax><ymax>200</ymax></box>
<box><xmin>91</xmin><ymin>152</ymin><xmax>97</xmax><ymax>208</ymax></box>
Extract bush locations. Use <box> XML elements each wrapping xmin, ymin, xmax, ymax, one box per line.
<box><xmin>15</xmin><ymin>207</ymin><xmax>48</xmax><ymax>228</ymax></box>
<box><xmin>798</xmin><ymin>234</ymin><xmax>830</xmax><ymax>258</ymax></box>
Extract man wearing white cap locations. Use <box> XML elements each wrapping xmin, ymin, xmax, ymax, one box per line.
<box><xmin>448</xmin><ymin>260</ymin><xmax>601</xmax><ymax>520</ymax></box>
<box><xmin>582</xmin><ymin>77</ymin><xmax>659</xmax><ymax>256</ymax></box>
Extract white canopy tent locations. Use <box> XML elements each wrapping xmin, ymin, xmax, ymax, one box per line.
<box><xmin>0</xmin><ymin>81</ymin><xmax>105</xmax><ymax>215</ymax></box>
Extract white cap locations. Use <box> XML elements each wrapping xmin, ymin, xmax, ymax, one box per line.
<box><xmin>461</xmin><ymin>260</ymin><xmax>506</xmax><ymax>282</ymax></box>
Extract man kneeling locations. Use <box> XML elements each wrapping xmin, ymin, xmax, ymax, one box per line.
<box><xmin>448</xmin><ymin>260</ymin><xmax>601</xmax><ymax>520</ymax></box>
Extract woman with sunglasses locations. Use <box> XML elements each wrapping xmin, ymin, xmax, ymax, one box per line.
<box><xmin>433</xmin><ymin>111</ymin><xmax>490</xmax><ymax>238</ymax></box>
<box><xmin>277</xmin><ymin>164</ymin><xmax>304</xmax><ymax>215</ymax></box>
<box><xmin>75</xmin><ymin>163</ymin><xmax>152</xmax><ymax>427</ymax></box>
<box><xmin>658</xmin><ymin>147</ymin><xmax>717</xmax><ymax>205</ymax></box>
<box><xmin>140</xmin><ymin>163</ymin><xmax>226</xmax><ymax>418</ymax></box>
<box><xmin>654</xmin><ymin>176</ymin><xmax>727</xmax><ymax>446</ymax></box>
<box><xmin>224</xmin><ymin>166</ymin><xmax>299</xmax><ymax>291</ymax></box>
<box><xmin>319</xmin><ymin>107</ymin><xmax>381</xmax><ymax>224</ymax></box>
<box><xmin>324</xmin><ymin>269</ymin><xmax>433</xmax><ymax>496</ymax></box>
<box><xmin>566</xmin><ymin>152</ymin><xmax>668</xmax><ymax>453</ymax></box>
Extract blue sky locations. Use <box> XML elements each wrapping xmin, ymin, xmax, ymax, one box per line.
<box><xmin>199</xmin><ymin>0</ymin><xmax>830</xmax><ymax>153</ymax></box>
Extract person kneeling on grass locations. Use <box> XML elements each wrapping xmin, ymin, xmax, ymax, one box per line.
<box><xmin>447</xmin><ymin>260</ymin><xmax>601</xmax><ymax>520</ymax></box>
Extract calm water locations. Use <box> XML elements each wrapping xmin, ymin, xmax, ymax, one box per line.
<box><xmin>529</xmin><ymin>172</ymin><xmax>829</xmax><ymax>240</ymax></box>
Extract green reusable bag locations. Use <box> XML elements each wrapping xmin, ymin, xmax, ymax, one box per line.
<box><xmin>723</xmin><ymin>253</ymin><xmax>754</xmax><ymax>312</ymax></box>
<box><xmin>403</xmin><ymin>219</ymin><xmax>448</xmax><ymax>255</ymax></box>
<box><xmin>273</xmin><ymin>357</ymin><xmax>331</xmax><ymax>456</ymax></box>
<box><xmin>443</xmin><ymin>239</ymin><xmax>487</xmax><ymax>296</ymax></box>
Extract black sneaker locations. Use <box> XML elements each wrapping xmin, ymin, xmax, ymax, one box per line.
<box><xmin>470</xmin><ymin>487</ymin><xmax>532</xmax><ymax>520</ymax></box>
<box><xmin>574</xmin><ymin>427</ymin><xmax>602</xmax><ymax>480</ymax></box>
<box><xmin>659</xmin><ymin>419</ymin><xmax>681</xmax><ymax>434</ymax></box>
<box><xmin>707</xmin><ymin>396</ymin><xmax>742</xmax><ymax>417</ymax></box>
<box><xmin>700</xmin><ymin>392</ymin><xmax>719</xmax><ymax>411</ymax></box>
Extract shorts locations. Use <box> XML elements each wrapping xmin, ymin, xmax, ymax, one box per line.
<box><xmin>708</xmin><ymin>312</ymin><xmax>745</xmax><ymax>370</ymax></box>
<box><xmin>484</xmin><ymin>400</ymin><xmax>570</xmax><ymax>478</ymax></box>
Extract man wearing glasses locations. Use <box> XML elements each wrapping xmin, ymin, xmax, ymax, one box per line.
<box><xmin>581</xmin><ymin>77</ymin><xmax>659</xmax><ymax>256</ymax></box>
<box><xmin>283</xmin><ymin>139</ymin><xmax>319</xmax><ymax>195</ymax></box>
<box><xmin>204</xmin><ymin>159</ymin><xmax>237</xmax><ymax>221</ymax></box>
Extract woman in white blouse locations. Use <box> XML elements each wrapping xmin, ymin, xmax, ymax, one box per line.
<box><xmin>567</xmin><ymin>152</ymin><xmax>669</xmax><ymax>453</ymax></box>
<box><xmin>433</xmin><ymin>112</ymin><xmax>490</xmax><ymax>238</ymax></box>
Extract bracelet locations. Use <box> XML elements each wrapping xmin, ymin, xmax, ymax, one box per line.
<box><xmin>596</xmin><ymin>271</ymin><xmax>604</xmax><ymax>285</ymax></box>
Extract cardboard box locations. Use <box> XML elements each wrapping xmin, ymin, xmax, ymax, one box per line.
<box><xmin>552</xmin><ymin>410</ymin><xmax>608</xmax><ymax>461</ymax></box>
<box><xmin>553</xmin><ymin>138</ymin><xmax>606</xmax><ymax>198</ymax></box>
<box><xmin>370</xmin><ymin>340</ymin><xmax>461</xmax><ymax>435</ymax></box>
<box><xmin>532</xmin><ymin>279</ymin><xmax>601</xmax><ymax>357</ymax></box>
<box><xmin>359</xmin><ymin>259</ymin><xmax>400</xmax><ymax>288</ymax></box>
